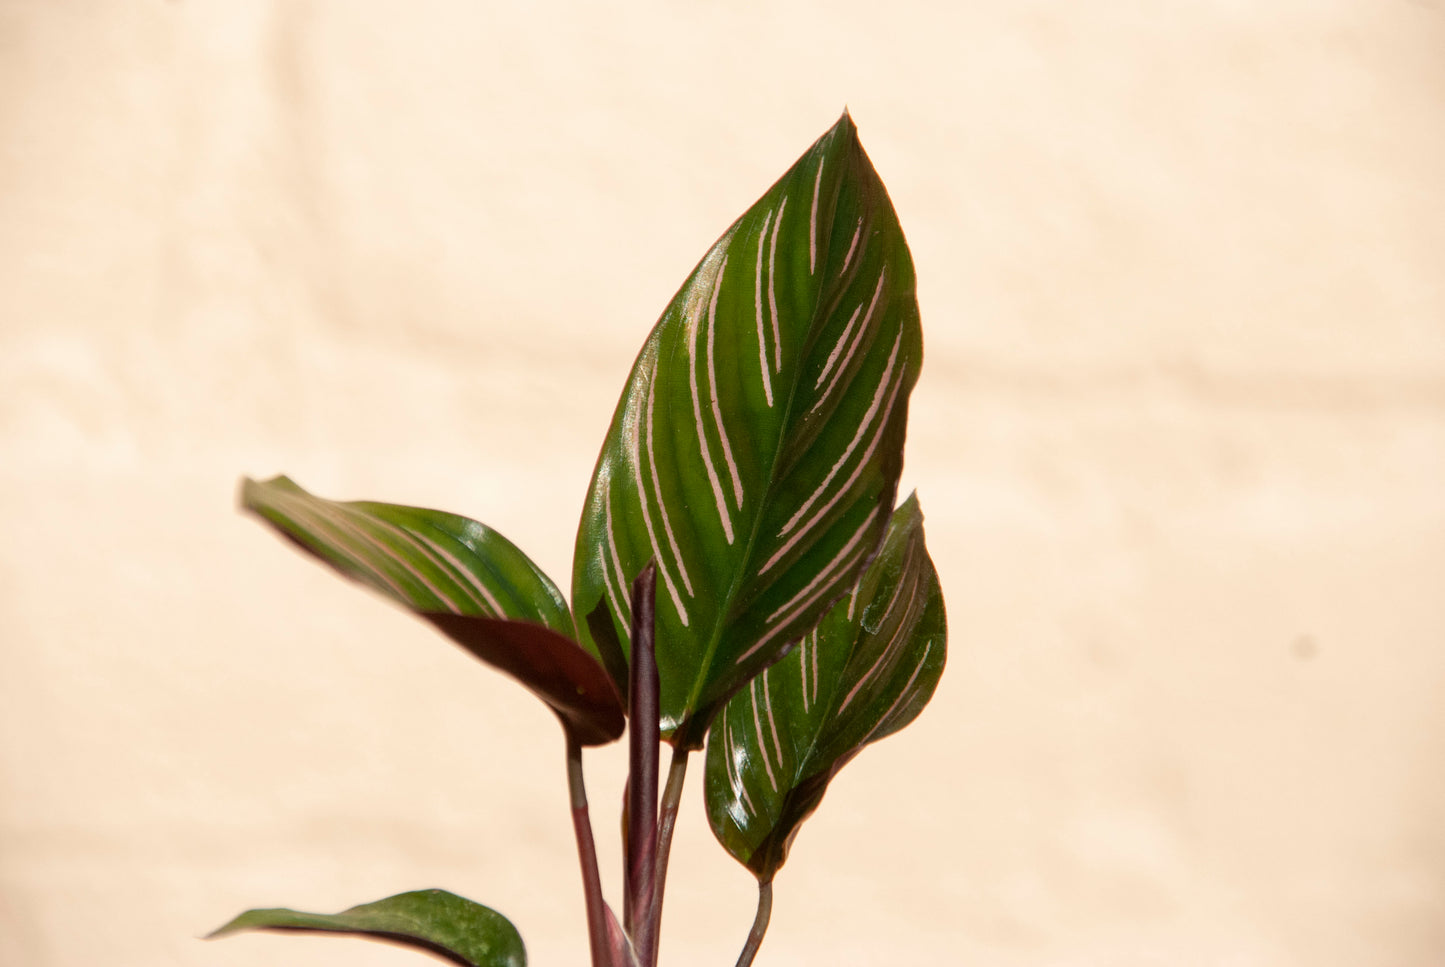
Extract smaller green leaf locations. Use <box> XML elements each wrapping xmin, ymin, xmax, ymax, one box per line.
<box><xmin>704</xmin><ymin>493</ymin><xmax>946</xmax><ymax>881</ymax></box>
<box><xmin>207</xmin><ymin>888</ymin><xmax>525</xmax><ymax>967</ymax></box>
<box><xmin>242</xmin><ymin>475</ymin><xmax>624</xmax><ymax>744</ymax></box>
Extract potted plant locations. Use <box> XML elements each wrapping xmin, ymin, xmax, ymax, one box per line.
<box><xmin>211</xmin><ymin>111</ymin><xmax>947</xmax><ymax>967</ymax></box>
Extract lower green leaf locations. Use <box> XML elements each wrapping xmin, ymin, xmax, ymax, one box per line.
<box><xmin>207</xmin><ymin>888</ymin><xmax>526</xmax><ymax>967</ymax></box>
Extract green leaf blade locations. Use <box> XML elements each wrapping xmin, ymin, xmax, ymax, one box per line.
<box><xmin>243</xmin><ymin>476</ymin><xmax>572</xmax><ymax>633</ymax></box>
<box><xmin>242</xmin><ymin>475</ymin><xmax>624</xmax><ymax>745</ymax></box>
<box><xmin>703</xmin><ymin>494</ymin><xmax>947</xmax><ymax>880</ymax></box>
<box><xmin>573</xmin><ymin>112</ymin><xmax>923</xmax><ymax>747</ymax></box>
<box><xmin>208</xmin><ymin>888</ymin><xmax>526</xmax><ymax>967</ymax></box>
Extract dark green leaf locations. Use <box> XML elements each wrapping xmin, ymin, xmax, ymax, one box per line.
<box><xmin>207</xmin><ymin>888</ymin><xmax>526</xmax><ymax>967</ymax></box>
<box><xmin>703</xmin><ymin>494</ymin><xmax>946</xmax><ymax>880</ymax></box>
<box><xmin>573</xmin><ymin>112</ymin><xmax>923</xmax><ymax>747</ymax></box>
<box><xmin>242</xmin><ymin>475</ymin><xmax>624</xmax><ymax>744</ymax></box>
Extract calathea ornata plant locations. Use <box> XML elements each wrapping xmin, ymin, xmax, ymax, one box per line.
<box><xmin>210</xmin><ymin>111</ymin><xmax>947</xmax><ymax>967</ymax></box>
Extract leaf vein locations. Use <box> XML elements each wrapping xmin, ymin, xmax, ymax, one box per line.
<box><xmin>687</xmin><ymin>254</ymin><xmax>737</xmax><ymax>544</ymax></box>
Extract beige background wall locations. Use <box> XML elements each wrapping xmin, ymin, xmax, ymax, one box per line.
<box><xmin>2</xmin><ymin>2</ymin><xmax>1443</xmax><ymax>965</ymax></box>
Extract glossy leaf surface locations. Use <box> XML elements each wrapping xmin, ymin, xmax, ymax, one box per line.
<box><xmin>243</xmin><ymin>475</ymin><xmax>624</xmax><ymax>744</ymax></box>
<box><xmin>573</xmin><ymin>112</ymin><xmax>923</xmax><ymax>747</ymax></box>
<box><xmin>208</xmin><ymin>888</ymin><xmax>526</xmax><ymax>967</ymax></box>
<box><xmin>704</xmin><ymin>494</ymin><xmax>946</xmax><ymax>880</ymax></box>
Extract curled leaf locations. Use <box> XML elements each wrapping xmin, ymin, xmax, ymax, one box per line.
<box><xmin>242</xmin><ymin>475</ymin><xmax>624</xmax><ymax>744</ymax></box>
<box><xmin>704</xmin><ymin>494</ymin><xmax>946</xmax><ymax>880</ymax></box>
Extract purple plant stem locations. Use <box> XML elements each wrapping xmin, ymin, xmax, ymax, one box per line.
<box><xmin>646</xmin><ymin>746</ymin><xmax>690</xmax><ymax>967</ymax></box>
<box><xmin>567</xmin><ymin>732</ymin><xmax>610</xmax><ymax>967</ymax></box>
<box><xmin>734</xmin><ymin>879</ymin><xmax>773</xmax><ymax>967</ymax></box>
<box><xmin>625</xmin><ymin>564</ymin><xmax>659</xmax><ymax>962</ymax></box>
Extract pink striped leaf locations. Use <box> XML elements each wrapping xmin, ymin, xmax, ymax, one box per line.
<box><xmin>702</xmin><ymin>494</ymin><xmax>945</xmax><ymax>881</ymax></box>
<box><xmin>242</xmin><ymin>475</ymin><xmax>624</xmax><ymax>745</ymax></box>
<box><xmin>208</xmin><ymin>888</ymin><xmax>525</xmax><ymax>967</ymax></box>
<box><xmin>572</xmin><ymin>112</ymin><xmax>923</xmax><ymax>748</ymax></box>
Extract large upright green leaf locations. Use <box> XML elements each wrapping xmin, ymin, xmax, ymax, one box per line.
<box><xmin>703</xmin><ymin>494</ymin><xmax>946</xmax><ymax>881</ymax></box>
<box><xmin>242</xmin><ymin>475</ymin><xmax>624</xmax><ymax>745</ymax></box>
<box><xmin>572</xmin><ymin>112</ymin><xmax>923</xmax><ymax>748</ymax></box>
<box><xmin>208</xmin><ymin>888</ymin><xmax>526</xmax><ymax>967</ymax></box>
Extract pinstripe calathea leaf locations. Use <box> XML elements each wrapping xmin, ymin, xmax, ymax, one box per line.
<box><xmin>703</xmin><ymin>494</ymin><xmax>945</xmax><ymax>881</ymax></box>
<box><xmin>572</xmin><ymin>111</ymin><xmax>923</xmax><ymax>748</ymax></box>
<box><xmin>241</xmin><ymin>476</ymin><xmax>624</xmax><ymax>745</ymax></box>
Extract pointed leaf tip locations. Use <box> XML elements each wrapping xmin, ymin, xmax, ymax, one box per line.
<box><xmin>572</xmin><ymin>112</ymin><xmax>922</xmax><ymax>748</ymax></box>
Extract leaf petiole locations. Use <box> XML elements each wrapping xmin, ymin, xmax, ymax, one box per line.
<box><xmin>735</xmin><ymin>880</ymin><xmax>773</xmax><ymax>967</ymax></box>
<box><xmin>644</xmin><ymin>746</ymin><xmax>690</xmax><ymax>966</ymax></box>
<box><xmin>624</xmin><ymin>565</ymin><xmax>660</xmax><ymax>961</ymax></box>
<box><xmin>566</xmin><ymin>732</ymin><xmax>610</xmax><ymax>967</ymax></box>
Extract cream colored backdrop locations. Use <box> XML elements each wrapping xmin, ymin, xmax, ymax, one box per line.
<box><xmin>2</xmin><ymin>2</ymin><xmax>1442</xmax><ymax>965</ymax></box>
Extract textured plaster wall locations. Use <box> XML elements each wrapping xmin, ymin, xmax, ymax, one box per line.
<box><xmin>2</xmin><ymin>2</ymin><xmax>1443</xmax><ymax>965</ymax></box>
